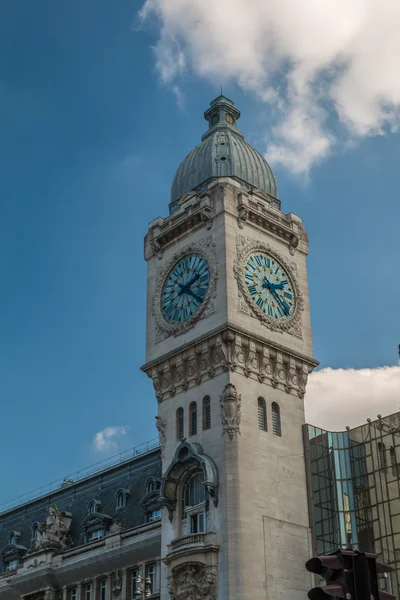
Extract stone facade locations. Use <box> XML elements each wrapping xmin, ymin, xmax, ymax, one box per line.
<box><xmin>0</xmin><ymin>447</ymin><xmax>162</xmax><ymax>600</ymax></box>
<box><xmin>143</xmin><ymin>173</ymin><xmax>318</xmax><ymax>600</ymax></box>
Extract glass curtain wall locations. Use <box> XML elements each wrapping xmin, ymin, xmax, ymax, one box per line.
<box><xmin>304</xmin><ymin>412</ymin><xmax>400</xmax><ymax>599</ymax></box>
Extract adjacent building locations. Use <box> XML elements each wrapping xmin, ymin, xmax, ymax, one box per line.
<box><xmin>304</xmin><ymin>411</ymin><xmax>400</xmax><ymax>599</ymax></box>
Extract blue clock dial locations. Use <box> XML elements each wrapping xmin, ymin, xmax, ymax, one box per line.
<box><xmin>161</xmin><ymin>253</ymin><xmax>210</xmax><ymax>324</ymax></box>
<box><xmin>244</xmin><ymin>252</ymin><xmax>295</xmax><ymax>321</ymax></box>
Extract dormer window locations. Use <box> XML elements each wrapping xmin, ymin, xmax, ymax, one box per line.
<box><xmin>146</xmin><ymin>479</ymin><xmax>155</xmax><ymax>494</ymax></box>
<box><xmin>115</xmin><ymin>488</ymin><xmax>130</xmax><ymax>511</ymax></box>
<box><xmin>88</xmin><ymin>500</ymin><xmax>101</xmax><ymax>515</ymax></box>
<box><xmin>5</xmin><ymin>559</ymin><xmax>19</xmax><ymax>572</ymax></box>
<box><xmin>8</xmin><ymin>532</ymin><xmax>18</xmax><ymax>545</ymax></box>
<box><xmin>31</xmin><ymin>523</ymin><xmax>39</xmax><ymax>543</ymax></box>
<box><xmin>87</xmin><ymin>528</ymin><xmax>104</xmax><ymax>542</ymax></box>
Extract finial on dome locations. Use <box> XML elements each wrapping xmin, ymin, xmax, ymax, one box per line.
<box><xmin>203</xmin><ymin>94</ymin><xmax>241</xmax><ymax>138</ymax></box>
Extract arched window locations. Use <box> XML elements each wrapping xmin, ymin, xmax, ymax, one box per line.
<box><xmin>182</xmin><ymin>471</ymin><xmax>207</xmax><ymax>535</ymax></box>
<box><xmin>31</xmin><ymin>523</ymin><xmax>39</xmax><ymax>542</ymax></box>
<box><xmin>390</xmin><ymin>447</ymin><xmax>397</xmax><ymax>477</ymax></box>
<box><xmin>189</xmin><ymin>402</ymin><xmax>197</xmax><ymax>436</ymax></box>
<box><xmin>203</xmin><ymin>396</ymin><xmax>211</xmax><ymax>430</ymax></box>
<box><xmin>257</xmin><ymin>397</ymin><xmax>267</xmax><ymax>431</ymax></box>
<box><xmin>377</xmin><ymin>442</ymin><xmax>386</xmax><ymax>470</ymax></box>
<box><xmin>176</xmin><ymin>408</ymin><xmax>184</xmax><ymax>441</ymax></box>
<box><xmin>146</xmin><ymin>479</ymin><xmax>155</xmax><ymax>494</ymax></box>
<box><xmin>116</xmin><ymin>491</ymin><xmax>124</xmax><ymax>510</ymax></box>
<box><xmin>271</xmin><ymin>402</ymin><xmax>281</xmax><ymax>436</ymax></box>
<box><xmin>8</xmin><ymin>532</ymin><xmax>17</xmax><ymax>545</ymax></box>
<box><xmin>88</xmin><ymin>500</ymin><xmax>101</xmax><ymax>514</ymax></box>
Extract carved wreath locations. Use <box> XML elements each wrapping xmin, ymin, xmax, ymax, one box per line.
<box><xmin>234</xmin><ymin>235</ymin><xmax>304</xmax><ymax>337</ymax></box>
<box><xmin>152</xmin><ymin>237</ymin><xmax>218</xmax><ymax>337</ymax></box>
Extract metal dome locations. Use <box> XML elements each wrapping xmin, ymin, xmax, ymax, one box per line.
<box><xmin>170</xmin><ymin>95</ymin><xmax>278</xmax><ymax>204</ymax></box>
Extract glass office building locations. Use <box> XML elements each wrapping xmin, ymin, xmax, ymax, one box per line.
<box><xmin>304</xmin><ymin>411</ymin><xmax>400</xmax><ymax>599</ymax></box>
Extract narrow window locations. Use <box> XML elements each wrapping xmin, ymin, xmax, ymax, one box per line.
<box><xmin>9</xmin><ymin>532</ymin><xmax>17</xmax><ymax>545</ymax></box>
<box><xmin>203</xmin><ymin>396</ymin><xmax>211</xmax><ymax>430</ymax></box>
<box><xmin>146</xmin><ymin>479</ymin><xmax>155</xmax><ymax>494</ymax></box>
<box><xmin>100</xmin><ymin>580</ymin><xmax>107</xmax><ymax>600</ymax></box>
<box><xmin>116</xmin><ymin>490</ymin><xmax>124</xmax><ymax>509</ymax></box>
<box><xmin>31</xmin><ymin>523</ymin><xmax>38</xmax><ymax>542</ymax></box>
<box><xmin>378</xmin><ymin>442</ymin><xmax>386</xmax><ymax>470</ymax></box>
<box><xmin>146</xmin><ymin>564</ymin><xmax>157</xmax><ymax>594</ymax></box>
<box><xmin>390</xmin><ymin>447</ymin><xmax>397</xmax><ymax>476</ymax></box>
<box><xmin>85</xmin><ymin>584</ymin><xmax>92</xmax><ymax>600</ymax></box>
<box><xmin>189</xmin><ymin>402</ymin><xmax>197</xmax><ymax>436</ymax></box>
<box><xmin>69</xmin><ymin>588</ymin><xmax>77</xmax><ymax>600</ymax></box>
<box><xmin>131</xmin><ymin>570</ymin><xmax>138</xmax><ymax>598</ymax></box>
<box><xmin>88</xmin><ymin>501</ymin><xmax>98</xmax><ymax>514</ymax></box>
<box><xmin>272</xmin><ymin>402</ymin><xmax>281</xmax><ymax>436</ymax></box>
<box><xmin>176</xmin><ymin>408</ymin><xmax>184</xmax><ymax>441</ymax></box>
<box><xmin>257</xmin><ymin>397</ymin><xmax>267</xmax><ymax>431</ymax></box>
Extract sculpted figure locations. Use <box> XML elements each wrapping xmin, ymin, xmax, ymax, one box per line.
<box><xmin>34</xmin><ymin>506</ymin><xmax>71</xmax><ymax>550</ymax></box>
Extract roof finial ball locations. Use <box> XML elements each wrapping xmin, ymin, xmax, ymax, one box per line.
<box><xmin>345</xmin><ymin>426</ymin><xmax>351</xmax><ymax>431</ymax></box>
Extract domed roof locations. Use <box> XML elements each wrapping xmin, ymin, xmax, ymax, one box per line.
<box><xmin>171</xmin><ymin>95</ymin><xmax>278</xmax><ymax>204</ymax></box>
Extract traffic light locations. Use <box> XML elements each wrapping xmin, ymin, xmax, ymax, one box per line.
<box><xmin>359</xmin><ymin>553</ymin><xmax>395</xmax><ymax>600</ymax></box>
<box><xmin>306</xmin><ymin>550</ymin><xmax>355</xmax><ymax>600</ymax></box>
<box><xmin>306</xmin><ymin>549</ymin><xmax>395</xmax><ymax>600</ymax></box>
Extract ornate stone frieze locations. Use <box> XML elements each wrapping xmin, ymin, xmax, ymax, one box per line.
<box><xmin>168</xmin><ymin>562</ymin><xmax>217</xmax><ymax>600</ymax></box>
<box><xmin>142</xmin><ymin>329</ymin><xmax>317</xmax><ymax>403</ymax></box>
<box><xmin>234</xmin><ymin>234</ymin><xmax>304</xmax><ymax>337</ymax></box>
<box><xmin>220</xmin><ymin>383</ymin><xmax>241</xmax><ymax>440</ymax></box>
<box><xmin>152</xmin><ymin>237</ymin><xmax>218</xmax><ymax>340</ymax></box>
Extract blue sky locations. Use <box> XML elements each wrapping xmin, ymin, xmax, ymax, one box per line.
<box><xmin>1</xmin><ymin>1</ymin><xmax>400</xmax><ymax>505</ymax></box>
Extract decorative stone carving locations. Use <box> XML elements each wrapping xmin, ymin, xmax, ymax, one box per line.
<box><xmin>169</xmin><ymin>563</ymin><xmax>217</xmax><ymax>600</ymax></box>
<box><xmin>152</xmin><ymin>237</ymin><xmax>218</xmax><ymax>340</ymax></box>
<box><xmin>160</xmin><ymin>441</ymin><xmax>219</xmax><ymax>520</ymax></box>
<box><xmin>155</xmin><ymin>415</ymin><xmax>167</xmax><ymax>455</ymax></box>
<box><xmin>109</xmin><ymin>519</ymin><xmax>122</xmax><ymax>535</ymax></box>
<box><xmin>33</xmin><ymin>506</ymin><xmax>72</xmax><ymax>551</ymax></box>
<box><xmin>112</xmin><ymin>571</ymin><xmax>123</xmax><ymax>597</ymax></box>
<box><xmin>220</xmin><ymin>383</ymin><xmax>241</xmax><ymax>440</ymax></box>
<box><xmin>237</xmin><ymin>204</ymin><xmax>248</xmax><ymax>229</ymax></box>
<box><xmin>289</xmin><ymin>233</ymin><xmax>299</xmax><ymax>256</ymax></box>
<box><xmin>142</xmin><ymin>329</ymin><xmax>318</xmax><ymax>402</ymax></box>
<box><xmin>234</xmin><ymin>234</ymin><xmax>304</xmax><ymax>337</ymax></box>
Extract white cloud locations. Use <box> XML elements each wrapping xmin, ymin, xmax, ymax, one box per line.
<box><xmin>138</xmin><ymin>0</ymin><xmax>400</xmax><ymax>174</ymax></box>
<box><xmin>305</xmin><ymin>366</ymin><xmax>400</xmax><ymax>431</ymax></box>
<box><xmin>92</xmin><ymin>426</ymin><xmax>128</xmax><ymax>453</ymax></box>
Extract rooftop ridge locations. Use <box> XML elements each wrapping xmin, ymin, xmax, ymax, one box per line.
<box><xmin>0</xmin><ymin>437</ymin><xmax>160</xmax><ymax>516</ymax></box>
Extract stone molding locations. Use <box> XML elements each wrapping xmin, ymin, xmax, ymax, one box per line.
<box><xmin>152</xmin><ymin>237</ymin><xmax>218</xmax><ymax>340</ymax></box>
<box><xmin>143</xmin><ymin>329</ymin><xmax>316</xmax><ymax>403</ymax></box>
<box><xmin>234</xmin><ymin>234</ymin><xmax>304</xmax><ymax>338</ymax></box>
<box><xmin>220</xmin><ymin>384</ymin><xmax>241</xmax><ymax>440</ymax></box>
<box><xmin>155</xmin><ymin>416</ymin><xmax>167</xmax><ymax>457</ymax></box>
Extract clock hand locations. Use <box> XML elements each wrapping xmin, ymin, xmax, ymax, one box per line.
<box><xmin>270</xmin><ymin>287</ymin><xmax>289</xmax><ymax>316</ymax></box>
<box><xmin>186</xmin><ymin>273</ymin><xmax>200</xmax><ymax>288</ymax></box>
<box><xmin>185</xmin><ymin>287</ymin><xmax>203</xmax><ymax>303</ymax></box>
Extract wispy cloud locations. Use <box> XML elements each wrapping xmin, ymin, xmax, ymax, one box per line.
<box><xmin>92</xmin><ymin>426</ymin><xmax>128</xmax><ymax>453</ymax></box>
<box><xmin>138</xmin><ymin>0</ymin><xmax>400</xmax><ymax>174</ymax></box>
<box><xmin>305</xmin><ymin>366</ymin><xmax>400</xmax><ymax>431</ymax></box>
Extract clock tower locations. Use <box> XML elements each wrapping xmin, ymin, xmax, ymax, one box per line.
<box><xmin>142</xmin><ymin>95</ymin><xmax>318</xmax><ymax>600</ymax></box>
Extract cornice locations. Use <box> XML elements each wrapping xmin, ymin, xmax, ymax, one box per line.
<box><xmin>142</xmin><ymin>325</ymin><xmax>318</xmax><ymax>403</ymax></box>
<box><xmin>142</xmin><ymin>322</ymin><xmax>318</xmax><ymax>374</ymax></box>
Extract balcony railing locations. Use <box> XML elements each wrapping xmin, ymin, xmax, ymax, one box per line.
<box><xmin>170</xmin><ymin>533</ymin><xmax>207</xmax><ymax>550</ymax></box>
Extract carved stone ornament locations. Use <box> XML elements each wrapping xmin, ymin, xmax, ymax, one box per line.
<box><xmin>152</xmin><ymin>237</ymin><xmax>218</xmax><ymax>340</ymax></box>
<box><xmin>111</xmin><ymin>571</ymin><xmax>123</xmax><ymax>597</ymax></box>
<box><xmin>234</xmin><ymin>234</ymin><xmax>304</xmax><ymax>337</ymax></box>
<box><xmin>160</xmin><ymin>441</ymin><xmax>219</xmax><ymax>520</ymax></box>
<box><xmin>168</xmin><ymin>562</ymin><xmax>217</xmax><ymax>600</ymax></box>
<box><xmin>143</xmin><ymin>329</ymin><xmax>318</xmax><ymax>403</ymax></box>
<box><xmin>155</xmin><ymin>415</ymin><xmax>167</xmax><ymax>455</ymax></box>
<box><xmin>220</xmin><ymin>383</ymin><xmax>241</xmax><ymax>440</ymax></box>
<box><xmin>32</xmin><ymin>506</ymin><xmax>72</xmax><ymax>552</ymax></box>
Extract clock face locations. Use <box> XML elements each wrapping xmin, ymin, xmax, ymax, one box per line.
<box><xmin>244</xmin><ymin>252</ymin><xmax>295</xmax><ymax>321</ymax></box>
<box><xmin>161</xmin><ymin>253</ymin><xmax>210</xmax><ymax>324</ymax></box>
